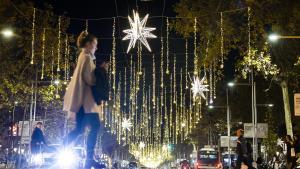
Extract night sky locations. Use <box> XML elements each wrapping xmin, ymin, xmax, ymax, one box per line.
<box><xmin>36</xmin><ymin>0</ymin><xmax>235</xmax><ymax>81</ymax></box>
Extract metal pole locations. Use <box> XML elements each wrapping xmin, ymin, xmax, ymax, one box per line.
<box><xmin>33</xmin><ymin>66</ymin><xmax>38</xmax><ymax>122</ymax></box>
<box><xmin>254</xmin><ymin>82</ymin><xmax>258</xmax><ymax>161</ymax></box>
<box><xmin>227</xmin><ymin>88</ymin><xmax>231</xmax><ymax>169</ymax></box>
<box><xmin>29</xmin><ymin>82</ymin><xmax>34</xmax><ymax>140</ymax></box>
<box><xmin>12</xmin><ymin>104</ymin><xmax>16</xmax><ymax>123</ymax></box>
<box><xmin>251</xmin><ymin>69</ymin><xmax>254</xmax><ymax>161</ymax></box>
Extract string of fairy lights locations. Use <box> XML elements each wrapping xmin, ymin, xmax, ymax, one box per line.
<box><xmin>21</xmin><ymin>6</ymin><xmax>260</xmax><ymax>168</ymax></box>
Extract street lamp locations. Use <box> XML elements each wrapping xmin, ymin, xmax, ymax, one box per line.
<box><xmin>226</xmin><ymin>81</ymin><xmax>259</xmax><ymax>161</ymax></box>
<box><xmin>257</xmin><ymin>103</ymin><xmax>274</xmax><ymax>108</ymax></box>
<box><xmin>268</xmin><ymin>34</ymin><xmax>279</xmax><ymax>42</ymax></box>
<box><xmin>208</xmin><ymin>86</ymin><xmax>231</xmax><ymax>169</ymax></box>
<box><xmin>1</xmin><ymin>29</ymin><xmax>14</xmax><ymax>38</ymax></box>
<box><xmin>54</xmin><ymin>79</ymin><xmax>60</xmax><ymax>85</ymax></box>
<box><xmin>208</xmin><ymin>105</ymin><xmax>214</xmax><ymax>109</ymax></box>
<box><xmin>227</xmin><ymin>82</ymin><xmax>235</xmax><ymax>87</ymax></box>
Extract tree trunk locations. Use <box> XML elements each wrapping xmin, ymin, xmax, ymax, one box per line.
<box><xmin>280</xmin><ymin>80</ymin><xmax>293</xmax><ymax>137</ymax></box>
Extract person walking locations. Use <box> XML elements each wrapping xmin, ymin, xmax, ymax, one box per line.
<box><xmin>285</xmin><ymin>135</ymin><xmax>294</xmax><ymax>169</ymax></box>
<box><xmin>30</xmin><ymin>122</ymin><xmax>47</xmax><ymax>154</ymax></box>
<box><xmin>236</xmin><ymin>129</ymin><xmax>249</xmax><ymax>169</ymax></box>
<box><xmin>63</xmin><ymin>31</ymin><xmax>103</xmax><ymax>169</ymax></box>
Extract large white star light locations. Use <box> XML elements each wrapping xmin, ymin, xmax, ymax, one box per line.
<box><xmin>122</xmin><ymin>10</ymin><xmax>157</xmax><ymax>53</ymax></box>
<box><xmin>191</xmin><ymin>76</ymin><xmax>209</xmax><ymax>100</ymax></box>
<box><xmin>122</xmin><ymin>118</ymin><xmax>133</xmax><ymax>131</ymax></box>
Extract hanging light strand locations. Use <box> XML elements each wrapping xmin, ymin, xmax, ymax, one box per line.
<box><xmin>51</xmin><ymin>48</ymin><xmax>54</xmax><ymax>83</ymax></box>
<box><xmin>124</xmin><ymin>67</ymin><xmax>127</xmax><ymax>107</ymax></box>
<box><xmin>85</xmin><ymin>19</ymin><xmax>88</xmax><ymax>32</ymax></box>
<box><xmin>64</xmin><ymin>34</ymin><xmax>68</xmax><ymax>82</ymax></box>
<box><xmin>112</xmin><ymin>18</ymin><xmax>116</xmax><ymax>94</ymax></box>
<box><xmin>213</xmin><ymin>59</ymin><xmax>217</xmax><ymax>99</ymax></box>
<box><xmin>209</xmin><ymin>64</ymin><xmax>213</xmax><ymax>104</ymax></box>
<box><xmin>248</xmin><ymin>7</ymin><xmax>251</xmax><ymax>59</ymax></box>
<box><xmin>160</xmin><ymin>37</ymin><xmax>164</xmax><ymax>88</ymax></box>
<box><xmin>185</xmin><ymin>38</ymin><xmax>188</xmax><ymax>89</ymax></box>
<box><xmin>193</xmin><ymin>17</ymin><xmax>198</xmax><ymax>75</ymax></box>
<box><xmin>166</xmin><ymin>18</ymin><xmax>170</xmax><ymax>74</ymax></box>
<box><xmin>152</xmin><ymin>54</ymin><xmax>156</xmax><ymax>108</ymax></box>
<box><xmin>66</xmin><ymin>45</ymin><xmax>70</xmax><ymax>80</ymax></box>
<box><xmin>57</xmin><ymin>16</ymin><xmax>61</xmax><ymax>72</ymax></box>
<box><xmin>41</xmin><ymin>28</ymin><xmax>46</xmax><ymax>79</ymax></box>
<box><xmin>173</xmin><ymin>54</ymin><xmax>176</xmax><ymax>104</ymax></box>
<box><xmin>30</xmin><ymin>8</ymin><xmax>36</xmax><ymax>65</ymax></box>
<box><xmin>220</xmin><ymin>12</ymin><xmax>224</xmax><ymax>68</ymax></box>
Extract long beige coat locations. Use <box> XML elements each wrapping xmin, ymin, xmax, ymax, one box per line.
<box><xmin>63</xmin><ymin>49</ymin><xmax>101</xmax><ymax>117</ymax></box>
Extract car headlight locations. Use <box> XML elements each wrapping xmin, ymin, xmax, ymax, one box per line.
<box><xmin>56</xmin><ymin>148</ymin><xmax>77</xmax><ymax>168</ymax></box>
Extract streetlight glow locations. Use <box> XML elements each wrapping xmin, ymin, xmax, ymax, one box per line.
<box><xmin>208</xmin><ymin>105</ymin><xmax>214</xmax><ymax>109</ymax></box>
<box><xmin>54</xmin><ymin>79</ymin><xmax>60</xmax><ymax>85</ymax></box>
<box><xmin>268</xmin><ymin>34</ymin><xmax>279</xmax><ymax>42</ymax></box>
<box><xmin>1</xmin><ymin>29</ymin><xmax>13</xmax><ymax>38</ymax></box>
<box><xmin>268</xmin><ymin>104</ymin><xmax>274</xmax><ymax>107</ymax></box>
<box><xmin>227</xmin><ymin>82</ymin><xmax>235</xmax><ymax>87</ymax></box>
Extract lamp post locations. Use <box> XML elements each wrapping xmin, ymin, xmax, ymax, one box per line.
<box><xmin>227</xmin><ymin>81</ymin><xmax>258</xmax><ymax>161</ymax></box>
<box><xmin>12</xmin><ymin>101</ymin><xmax>18</xmax><ymax>123</ymax></box>
<box><xmin>208</xmin><ymin>87</ymin><xmax>231</xmax><ymax>169</ymax></box>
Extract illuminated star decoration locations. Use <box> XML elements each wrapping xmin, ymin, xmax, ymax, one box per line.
<box><xmin>139</xmin><ymin>142</ymin><xmax>146</xmax><ymax>149</ymax></box>
<box><xmin>122</xmin><ymin>10</ymin><xmax>157</xmax><ymax>53</ymax></box>
<box><xmin>191</xmin><ymin>76</ymin><xmax>209</xmax><ymax>100</ymax></box>
<box><xmin>122</xmin><ymin>118</ymin><xmax>133</xmax><ymax>131</ymax></box>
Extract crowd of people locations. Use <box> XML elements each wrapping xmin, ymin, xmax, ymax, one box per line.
<box><xmin>235</xmin><ymin>128</ymin><xmax>300</xmax><ymax>169</ymax></box>
<box><xmin>268</xmin><ymin>135</ymin><xmax>300</xmax><ymax>169</ymax></box>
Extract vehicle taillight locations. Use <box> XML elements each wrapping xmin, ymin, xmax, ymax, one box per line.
<box><xmin>216</xmin><ymin>162</ymin><xmax>223</xmax><ymax>169</ymax></box>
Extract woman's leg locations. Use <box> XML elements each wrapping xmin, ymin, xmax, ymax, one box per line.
<box><xmin>85</xmin><ymin>113</ymin><xmax>100</xmax><ymax>160</ymax></box>
<box><xmin>64</xmin><ymin>107</ymin><xmax>85</xmax><ymax>145</ymax></box>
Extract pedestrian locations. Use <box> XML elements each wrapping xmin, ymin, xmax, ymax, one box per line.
<box><xmin>293</xmin><ymin>135</ymin><xmax>300</xmax><ymax>168</ymax></box>
<box><xmin>285</xmin><ymin>135</ymin><xmax>294</xmax><ymax>169</ymax></box>
<box><xmin>63</xmin><ymin>31</ymin><xmax>104</xmax><ymax>169</ymax></box>
<box><xmin>92</xmin><ymin>59</ymin><xmax>110</xmax><ymax>105</ymax></box>
<box><xmin>30</xmin><ymin>122</ymin><xmax>47</xmax><ymax>154</ymax></box>
<box><xmin>236</xmin><ymin>129</ymin><xmax>249</xmax><ymax>169</ymax></box>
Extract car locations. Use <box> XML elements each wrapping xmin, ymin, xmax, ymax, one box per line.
<box><xmin>221</xmin><ymin>152</ymin><xmax>237</xmax><ymax>169</ymax></box>
<box><xmin>128</xmin><ymin>161</ymin><xmax>139</xmax><ymax>169</ymax></box>
<box><xmin>180</xmin><ymin>160</ymin><xmax>190</xmax><ymax>169</ymax></box>
<box><xmin>194</xmin><ymin>147</ymin><xmax>222</xmax><ymax>169</ymax></box>
<box><xmin>30</xmin><ymin>144</ymin><xmax>85</xmax><ymax>169</ymax></box>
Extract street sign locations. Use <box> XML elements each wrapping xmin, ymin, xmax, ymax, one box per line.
<box><xmin>294</xmin><ymin>93</ymin><xmax>300</xmax><ymax>116</ymax></box>
<box><xmin>243</xmin><ymin>123</ymin><xmax>268</xmax><ymax>138</ymax></box>
<box><xmin>220</xmin><ymin>136</ymin><xmax>238</xmax><ymax>147</ymax></box>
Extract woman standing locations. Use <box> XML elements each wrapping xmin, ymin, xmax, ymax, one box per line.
<box><xmin>63</xmin><ymin>31</ymin><xmax>103</xmax><ymax>169</ymax></box>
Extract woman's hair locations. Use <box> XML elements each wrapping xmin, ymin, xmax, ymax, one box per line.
<box><xmin>76</xmin><ymin>31</ymin><xmax>97</xmax><ymax>48</ymax></box>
